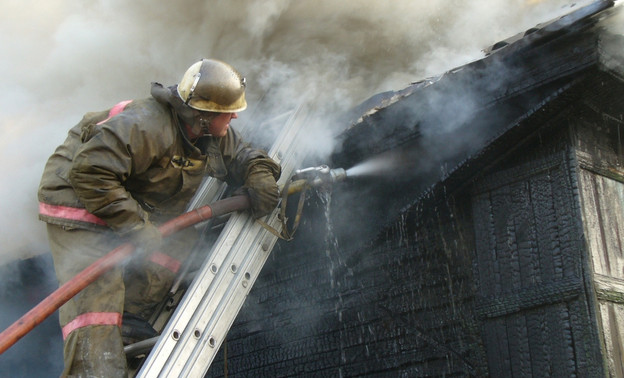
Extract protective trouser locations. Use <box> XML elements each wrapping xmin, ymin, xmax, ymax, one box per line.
<box><xmin>47</xmin><ymin>224</ymin><xmax>196</xmax><ymax>377</ymax></box>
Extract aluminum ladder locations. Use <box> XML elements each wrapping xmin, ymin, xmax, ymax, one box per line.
<box><xmin>138</xmin><ymin>105</ymin><xmax>310</xmax><ymax>377</ymax></box>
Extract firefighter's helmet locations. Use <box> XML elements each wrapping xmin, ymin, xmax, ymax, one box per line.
<box><xmin>177</xmin><ymin>59</ymin><xmax>247</xmax><ymax>113</ymax></box>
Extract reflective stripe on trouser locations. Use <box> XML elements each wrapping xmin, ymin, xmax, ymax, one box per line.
<box><xmin>46</xmin><ymin>223</ymin><xmax>199</xmax><ymax>376</ymax></box>
<box><xmin>47</xmin><ymin>224</ymin><xmax>127</xmax><ymax>377</ymax></box>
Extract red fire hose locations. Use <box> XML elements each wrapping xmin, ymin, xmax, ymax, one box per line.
<box><xmin>0</xmin><ymin>195</ymin><xmax>250</xmax><ymax>355</ymax></box>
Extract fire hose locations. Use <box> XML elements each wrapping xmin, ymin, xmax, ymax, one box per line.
<box><xmin>0</xmin><ymin>166</ymin><xmax>346</xmax><ymax>355</ymax></box>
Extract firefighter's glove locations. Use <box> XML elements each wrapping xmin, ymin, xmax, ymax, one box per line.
<box><xmin>128</xmin><ymin>222</ymin><xmax>162</xmax><ymax>257</ymax></box>
<box><xmin>242</xmin><ymin>160</ymin><xmax>281</xmax><ymax>218</ymax></box>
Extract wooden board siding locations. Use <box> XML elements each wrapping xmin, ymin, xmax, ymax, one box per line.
<box><xmin>596</xmin><ymin>286</ymin><xmax>624</xmax><ymax>378</ymax></box>
<box><xmin>578</xmin><ymin>171</ymin><xmax>624</xmax><ymax>280</ymax></box>
<box><xmin>575</xmin><ymin>113</ymin><xmax>624</xmax><ymax>377</ymax></box>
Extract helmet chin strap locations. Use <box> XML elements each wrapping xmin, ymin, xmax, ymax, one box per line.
<box><xmin>197</xmin><ymin>115</ymin><xmax>213</xmax><ymax>137</ymax></box>
<box><xmin>184</xmin><ymin>110</ymin><xmax>218</xmax><ymax>140</ymax></box>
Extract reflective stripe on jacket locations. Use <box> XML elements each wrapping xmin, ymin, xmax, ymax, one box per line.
<box><xmin>39</xmin><ymin>202</ymin><xmax>107</xmax><ymax>226</ymax></box>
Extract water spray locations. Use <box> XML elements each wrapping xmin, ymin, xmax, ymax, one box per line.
<box><xmin>341</xmin><ymin>146</ymin><xmax>423</xmax><ymax>178</ymax></box>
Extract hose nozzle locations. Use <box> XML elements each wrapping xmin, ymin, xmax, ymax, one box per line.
<box><xmin>294</xmin><ymin>164</ymin><xmax>331</xmax><ymax>177</ymax></box>
<box><xmin>288</xmin><ymin>165</ymin><xmax>347</xmax><ymax>194</ymax></box>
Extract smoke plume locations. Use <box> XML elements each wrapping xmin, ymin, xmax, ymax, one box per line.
<box><xmin>0</xmin><ymin>0</ymin><xmax>594</xmax><ymax>266</ymax></box>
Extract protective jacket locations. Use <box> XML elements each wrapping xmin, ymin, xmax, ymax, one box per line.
<box><xmin>38</xmin><ymin>83</ymin><xmax>277</xmax><ymax>235</ymax></box>
<box><xmin>39</xmin><ymin>82</ymin><xmax>281</xmax><ymax>377</ymax></box>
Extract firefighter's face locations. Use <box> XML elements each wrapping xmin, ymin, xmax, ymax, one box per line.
<box><xmin>208</xmin><ymin>112</ymin><xmax>237</xmax><ymax>137</ymax></box>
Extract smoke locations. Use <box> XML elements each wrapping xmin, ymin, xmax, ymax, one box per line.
<box><xmin>0</xmin><ymin>0</ymin><xmax>592</xmax><ymax>268</ymax></box>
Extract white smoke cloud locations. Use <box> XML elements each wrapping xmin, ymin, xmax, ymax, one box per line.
<box><xmin>0</xmin><ymin>0</ymin><xmax>592</xmax><ymax>265</ymax></box>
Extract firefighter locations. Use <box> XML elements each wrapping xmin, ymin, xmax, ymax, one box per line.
<box><xmin>38</xmin><ymin>59</ymin><xmax>281</xmax><ymax>377</ymax></box>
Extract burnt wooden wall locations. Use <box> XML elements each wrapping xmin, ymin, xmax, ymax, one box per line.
<box><xmin>431</xmin><ymin>72</ymin><xmax>623</xmax><ymax>376</ymax></box>
<box><xmin>470</xmin><ymin>116</ymin><xmax>606</xmax><ymax>377</ymax></box>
